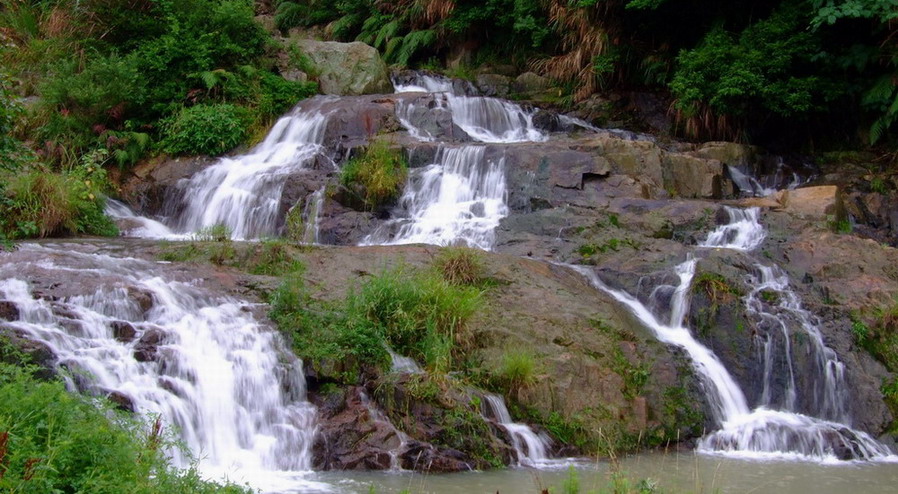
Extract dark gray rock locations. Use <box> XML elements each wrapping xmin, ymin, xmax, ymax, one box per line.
<box><xmin>0</xmin><ymin>301</ymin><xmax>19</xmax><ymax>321</ymax></box>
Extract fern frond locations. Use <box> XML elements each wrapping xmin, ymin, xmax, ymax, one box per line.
<box><xmin>375</xmin><ymin>20</ymin><xmax>400</xmax><ymax>49</ymax></box>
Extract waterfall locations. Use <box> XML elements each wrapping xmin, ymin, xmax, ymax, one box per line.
<box><xmin>572</xmin><ymin>208</ymin><xmax>895</xmax><ymax>461</ymax></box>
<box><xmin>387</xmin><ymin>346</ymin><xmax>423</xmax><ymax>374</ymax></box>
<box><xmin>481</xmin><ymin>393</ymin><xmax>552</xmax><ymax>467</ymax></box>
<box><xmin>699</xmin><ymin>206</ymin><xmax>766</xmax><ymax>251</ymax></box>
<box><xmin>298</xmin><ymin>187</ymin><xmax>325</xmax><ymax>245</ymax></box>
<box><xmin>171</xmin><ymin>104</ymin><xmax>329</xmax><ymax>240</ymax></box>
<box><xmin>394</xmin><ymin>72</ymin><xmax>546</xmax><ymax>143</ymax></box>
<box><xmin>360</xmin><ymin>146</ymin><xmax>509</xmax><ymax>250</ymax></box>
<box><xmin>105</xmin><ymin>199</ymin><xmax>182</xmax><ymax>239</ymax></box>
<box><xmin>0</xmin><ymin>244</ymin><xmax>321</xmax><ymax>489</ymax></box>
<box><xmin>727</xmin><ymin>165</ymin><xmax>777</xmax><ymax>197</ymax></box>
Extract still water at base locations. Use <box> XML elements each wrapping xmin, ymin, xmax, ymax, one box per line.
<box><xmin>307</xmin><ymin>452</ymin><xmax>898</xmax><ymax>494</ymax></box>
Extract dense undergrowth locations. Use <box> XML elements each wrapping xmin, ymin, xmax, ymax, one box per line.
<box><xmin>272</xmin><ymin>0</ymin><xmax>897</xmax><ymax>150</ymax></box>
<box><xmin>0</xmin><ymin>341</ymin><xmax>249</xmax><ymax>493</ymax></box>
<box><xmin>0</xmin><ymin>0</ymin><xmax>316</xmax><ymax>240</ymax></box>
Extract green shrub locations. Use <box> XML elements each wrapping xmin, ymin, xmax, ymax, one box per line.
<box><xmin>669</xmin><ymin>1</ymin><xmax>841</xmax><ymax>139</ymax></box>
<box><xmin>0</xmin><ymin>361</ymin><xmax>248</xmax><ymax>493</ymax></box>
<box><xmin>161</xmin><ymin>104</ymin><xmax>249</xmax><ymax>156</ymax></box>
<box><xmin>340</xmin><ymin>140</ymin><xmax>408</xmax><ymax>209</ymax></box>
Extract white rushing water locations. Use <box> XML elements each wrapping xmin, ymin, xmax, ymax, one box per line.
<box><xmin>105</xmin><ymin>199</ymin><xmax>185</xmax><ymax>240</ymax></box>
<box><xmin>387</xmin><ymin>346</ymin><xmax>423</xmax><ymax>374</ymax></box>
<box><xmin>573</xmin><ymin>207</ymin><xmax>894</xmax><ymax>461</ymax></box>
<box><xmin>360</xmin><ymin>146</ymin><xmax>508</xmax><ymax>250</ymax></box>
<box><xmin>394</xmin><ymin>73</ymin><xmax>546</xmax><ymax>143</ymax></box>
<box><xmin>699</xmin><ymin>206</ymin><xmax>767</xmax><ymax>251</ymax></box>
<box><xmin>172</xmin><ymin>104</ymin><xmax>329</xmax><ymax>240</ymax></box>
<box><xmin>481</xmin><ymin>394</ymin><xmax>553</xmax><ymax>467</ymax></box>
<box><xmin>0</xmin><ymin>244</ymin><xmax>325</xmax><ymax>491</ymax></box>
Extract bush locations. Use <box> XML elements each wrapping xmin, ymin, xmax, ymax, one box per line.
<box><xmin>669</xmin><ymin>2</ymin><xmax>842</xmax><ymax>139</ymax></box>
<box><xmin>161</xmin><ymin>104</ymin><xmax>249</xmax><ymax>156</ymax></box>
<box><xmin>340</xmin><ymin>140</ymin><xmax>408</xmax><ymax>209</ymax></box>
<box><xmin>0</xmin><ymin>360</ymin><xmax>248</xmax><ymax>493</ymax></box>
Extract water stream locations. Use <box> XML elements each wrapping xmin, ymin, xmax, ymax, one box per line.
<box><xmin>169</xmin><ymin>104</ymin><xmax>329</xmax><ymax>239</ymax></box>
<box><xmin>574</xmin><ymin>208</ymin><xmax>894</xmax><ymax>462</ymax></box>
<box><xmin>0</xmin><ymin>243</ymin><xmax>325</xmax><ymax>492</ymax></box>
<box><xmin>481</xmin><ymin>393</ymin><xmax>553</xmax><ymax>467</ymax></box>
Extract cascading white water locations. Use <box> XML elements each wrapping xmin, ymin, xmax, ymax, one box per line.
<box><xmin>360</xmin><ymin>146</ymin><xmax>508</xmax><ymax>250</ymax></box>
<box><xmin>745</xmin><ymin>264</ymin><xmax>849</xmax><ymax>420</ymax></box>
<box><xmin>387</xmin><ymin>346</ymin><xmax>423</xmax><ymax>374</ymax></box>
<box><xmin>574</xmin><ymin>261</ymin><xmax>750</xmax><ymax>424</ymax></box>
<box><xmin>481</xmin><ymin>393</ymin><xmax>552</xmax><ymax>467</ymax></box>
<box><xmin>727</xmin><ymin>165</ymin><xmax>777</xmax><ymax>197</ymax></box>
<box><xmin>699</xmin><ymin>206</ymin><xmax>767</xmax><ymax>251</ymax></box>
<box><xmin>394</xmin><ymin>73</ymin><xmax>546</xmax><ymax>143</ymax></box>
<box><xmin>572</xmin><ymin>207</ymin><xmax>895</xmax><ymax>461</ymax></box>
<box><xmin>105</xmin><ymin>199</ymin><xmax>184</xmax><ymax>239</ymax></box>
<box><xmin>358</xmin><ymin>391</ymin><xmax>412</xmax><ymax>471</ymax></box>
<box><xmin>0</xmin><ymin>244</ymin><xmax>324</xmax><ymax>490</ymax></box>
<box><xmin>393</xmin><ymin>74</ymin><xmax>456</xmax><ymax>94</ymax></box>
<box><xmin>446</xmin><ymin>95</ymin><xmax>546</xmax><ymax>143</ymax></box>
<box><xmin>172</xmin><ymin>105</ymin><xmax>329</xmax><ymax>240</ymax></box>
<box><xmin>298</xmin><ymin>187</ymin><xmax>325</xmax><ymax>245</ymax></box>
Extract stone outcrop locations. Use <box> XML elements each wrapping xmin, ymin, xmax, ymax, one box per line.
<box><xmin>288</xmin><ymin>39</ymin><xmax>393</xmax><ymax>96</ymax></box>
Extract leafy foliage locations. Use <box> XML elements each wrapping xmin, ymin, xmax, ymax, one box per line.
<box><xmin>669</xmin><ymin>2</ymin><xmax>841</xmax><ymax>140</ymax></box>
<box><xmin>161</xmin><ymin>104</ymin><xmax>249</xmax><ymax>156</ymax></box>
<box><xmin>0</xmin><ymin>149</ymin><xmax>117</xmax><ymax>239</ymax></box>
<box><xmin>0</xmin><ymin>356</ymin><xmax>248</xmax><ymax>493</ymax></box>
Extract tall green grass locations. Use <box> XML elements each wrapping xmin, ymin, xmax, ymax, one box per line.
<box><xmin>340</xmin><ymin>140</ymin><xmax>408</xmax><ymax>209</ymax></box>
<box><xmin>270</xmin><ymin>266</ymin><xmax>483</xmax><ymax>381</ymax></box>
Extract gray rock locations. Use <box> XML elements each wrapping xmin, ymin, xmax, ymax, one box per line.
<box><xmin>513</xmin><ymin>72</ymin><xmax>551</xmax><ymax>95</ymax></box>
<box><xmin>289</xmin><ymin>39</ymin><xmax>393</xmax><ymax>96</ymax></box>
<box><xmin>0</xmin><ymin>301</ymin><xmax>19</xmax><ymax>321</ymax></box>
<box><xmin>475</xmin><ymin>74</ymin><xmax>512</xmax><ymax>98</ymax></box>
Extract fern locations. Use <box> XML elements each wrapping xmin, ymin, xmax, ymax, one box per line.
<box><xmin>393</xmin><ymin>29</ymin><xmax>436</xmax><ymax>66</ymax></box>
<box><xmin>374</xmin><ymin>20</ymin><xmax>400</xmax><ymax>50</ymax></box>
<box><xmin>330</xmin><ymin>12</ymin><xmax>364</xmax><ymax>40</ymax></box>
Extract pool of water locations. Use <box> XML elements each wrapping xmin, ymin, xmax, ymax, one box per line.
<box><xmin>303</xmin><ymin>452</ymin><xmax>898</xmax><ymax>493</ymax></box>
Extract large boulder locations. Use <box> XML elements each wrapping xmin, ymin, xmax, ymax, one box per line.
<box><xmin>663</xmin><ymin>154</ymin><xmax>724</xmax><ymax>199</ymax></box>
<box><xmin>774</xmin><ymin>185</ymin><xmax>844</xmax><ymax>220</ymax></box>
<box><xmin>290</xmin><ymin>39</ymin><xmax>393</xmax><ymax>96</ymax></box>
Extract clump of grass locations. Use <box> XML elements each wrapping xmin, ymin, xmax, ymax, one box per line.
<box><xmin>340</xmin><ymin>139</ymin><xmax>408</xmax><ymax>209</ymax></box>
<box><xmin>270</xmin><ymin>266</ymin><xmax>483</xmax><ymax>381</ymax></box>
<box><xmin>0</xmin><ymin>163</ymin><xmax>117</xmax><ymax>239</ymax></box>
<box><xmin>433</xmin><ymin>247</ymin><xmax>485</xmax><ymax>285</ymax></box>
<box><xmin>497</xmin><ymin>347</ymin><xmax>538</xmax><ymax>394</ymax></box>
<box><xmin>248</xmin><ymin>240</ymin><xmax>305</xmax><ymax>276</ymax></box>
<box><xmin>192</xmin><ymin>223</ymin><xmax>232</xmax><ymax>242</ymax></box>
<box><xmin>692</xmin><ymin>272</ymin><xmax>741</xmax><ymax>303</ymax></box>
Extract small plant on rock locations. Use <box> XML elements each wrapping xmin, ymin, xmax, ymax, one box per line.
<box><xmin>340</xmin><ymin>140</ymin><xmax>408</xmax><ymax>209</ymax></box>
<box><xmin>433</xmin><ymin>247</ymin><xmax>485</xmax><ymax>286</ymax></box>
